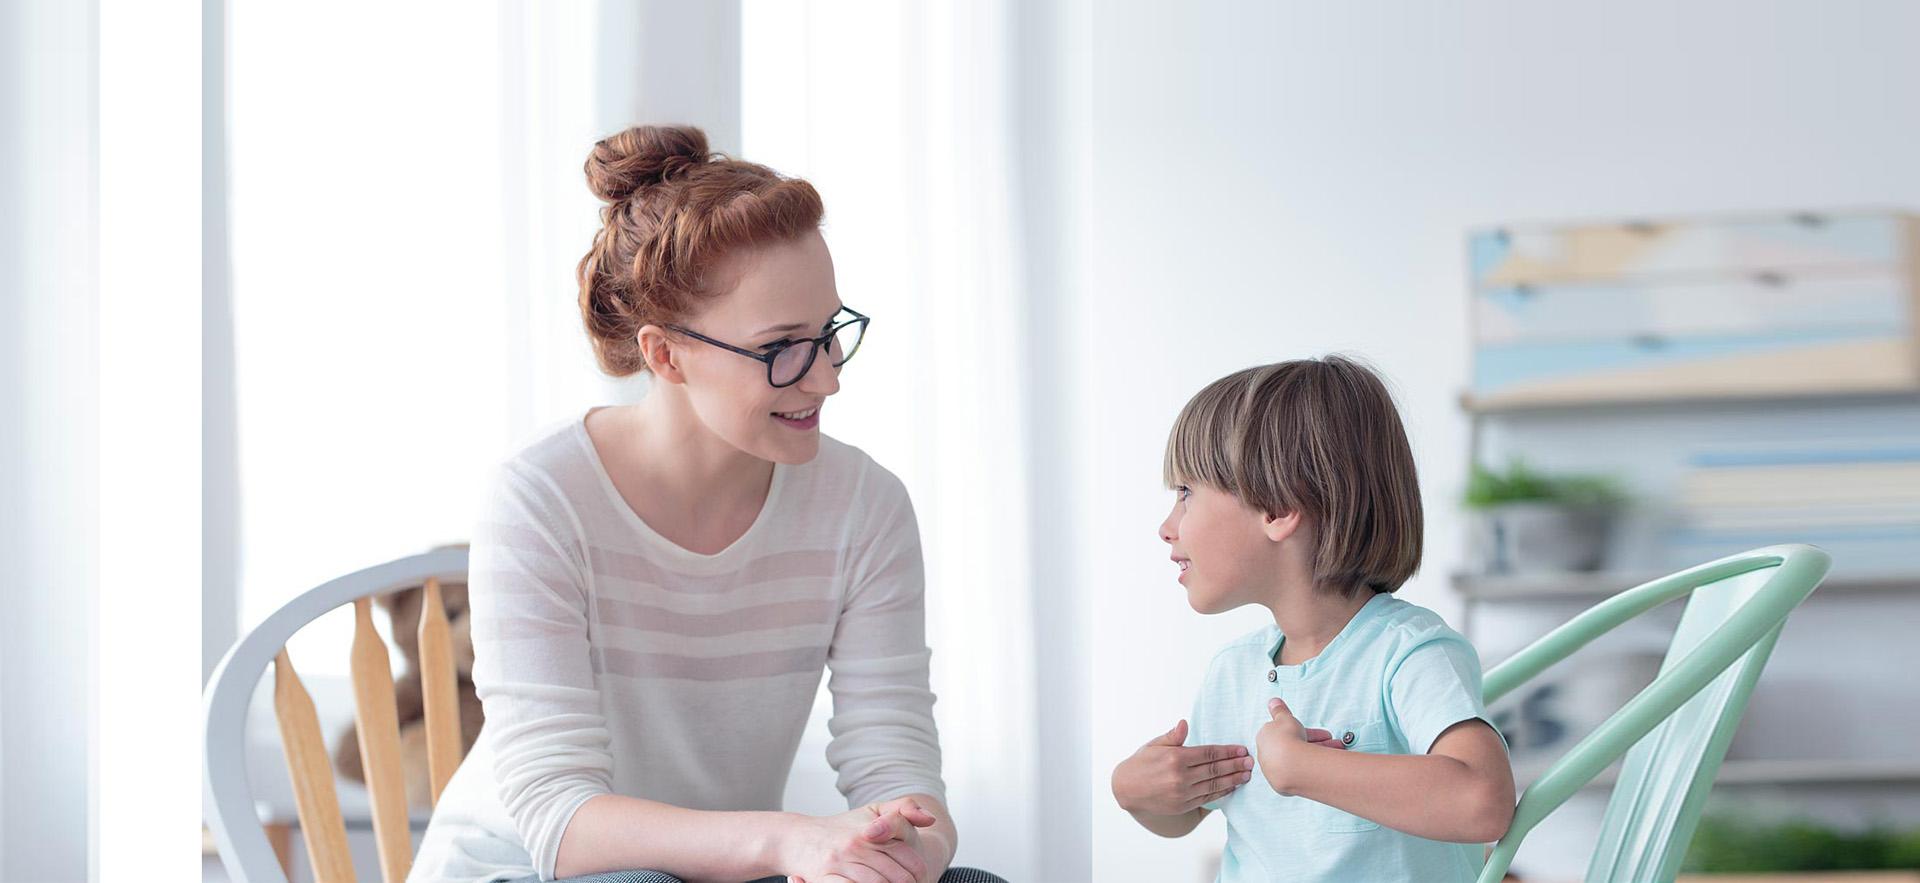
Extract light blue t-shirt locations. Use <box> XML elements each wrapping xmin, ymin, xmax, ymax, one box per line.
<box><xmin>1188</xmin><ymin>592</ymin><xmax>1501</xmax><ymax>883</ymax></box>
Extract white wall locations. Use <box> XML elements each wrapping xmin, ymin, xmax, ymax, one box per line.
<box><xmin>1085</xmin><ymin>1</ymin><xmax>1920</xmax><ymax>879</ymax></box>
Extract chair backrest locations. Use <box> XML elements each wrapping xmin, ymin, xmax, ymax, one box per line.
<box><xmin>1474</xmin><ymin>543</ymin><xmax>1831</xmax><ymax>883</ymax></box>
<box><xmin>204</xmin><ymin>547</ymin><xmax>471</xmax><ymax>883</ymax></box>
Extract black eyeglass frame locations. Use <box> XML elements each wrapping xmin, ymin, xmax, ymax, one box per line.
<box><xmin>665</xmin><ymin>306</ymin><xmax>870</xmax><ymax>389</ymax></box>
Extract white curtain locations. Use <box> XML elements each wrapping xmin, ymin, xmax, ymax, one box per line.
<box><xmin>220</xmin><ymin>1</ymin><xmax>732</xmax><ymax>670</ymax></box>
<box><xmin>742</xmin><ymin>2</ymin><xmax>1087</xmax><ymax>878</ymax></box>
<box><xmin>219</xmin><ymin>0</ymin><xmax>1081</xmax><ymax>877</ymax></box>
<box><xmin>0</xmin><ymin>1</ymin><xmax>98</xmax><ymax>877</ymax></box>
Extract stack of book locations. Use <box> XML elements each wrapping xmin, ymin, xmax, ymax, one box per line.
<box><xmin>1671</xmin><ymin>443</ymin><xmax>1920</xmax><ymax>575</ymax></box>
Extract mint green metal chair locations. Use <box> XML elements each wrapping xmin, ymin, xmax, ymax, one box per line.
<box><xmin>1475</xmin><ymin>543</ymin><xmax>1832</xmax><ymax>883</ymax></box>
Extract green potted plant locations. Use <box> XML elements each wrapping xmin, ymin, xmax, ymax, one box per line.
<box><xmin>1682</xmin><ymin>813</ymin><xmax>1920</xmax><ymax>874</ymax></box>
<box><xmin>1464</xmin><ymin>458</ymin><xmax>1626</xmax><ymax>573</ymax></box>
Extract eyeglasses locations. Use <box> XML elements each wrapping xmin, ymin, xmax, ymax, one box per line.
<box><xmin>667</xmin><ymin>306</ymin><xmax>869</xmax><ymax>388</ymax></box>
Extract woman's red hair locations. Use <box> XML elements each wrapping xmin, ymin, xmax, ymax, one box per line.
<box><xmin>576</xmin><ymin>124</ymin><xmax>824</xmax><ymax>376</ymax></box>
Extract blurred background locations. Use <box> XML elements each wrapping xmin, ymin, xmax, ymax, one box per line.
<box><xmin>1085</xmin><ymin>1</ymin><xmax>1920</xmax><ymax>881</ymax></box>
<box><xmin>9</xmin><ymin>1</ymin><xmax>1920</xmax><ymax>881</ymax></box>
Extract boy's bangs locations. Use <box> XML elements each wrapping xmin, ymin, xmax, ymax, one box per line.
<box><xmin>1163</xmin><ymin>374</ymin><xmax>1244</xmax><ymax>491</ymax></box>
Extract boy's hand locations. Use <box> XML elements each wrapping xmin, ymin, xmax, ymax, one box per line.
<box><xmin>1112</xmin><ymin>719</ymin><xmax>1255</xmax><ymax>816</ymax></box>
<box><xmin>1255</xmin><ymin>697</ymin><xmax>1345</xmax><ymax>795</ymax></box>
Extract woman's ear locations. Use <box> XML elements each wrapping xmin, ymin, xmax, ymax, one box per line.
<box><xmin>1261</xmin><ymin>509</ymin><xmax>1303</xmax><ymax>544</ymax></box>
<box><xmin>636</xmin><ymin>325</ymin><xmax>687</xmax><ymax>384</ymax></box>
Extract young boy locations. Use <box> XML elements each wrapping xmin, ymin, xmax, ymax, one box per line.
<box><xmin>1111</xmin><ymin>355</ymin><xmax>1515</xmax><ymax>882</ymax></box>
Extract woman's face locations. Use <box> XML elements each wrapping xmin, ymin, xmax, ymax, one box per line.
<box><xmin>1158</xmin><ymin>481</ymin><xmax>1274</xmax><ymax>614</ymax></box>
<box><xmin>667</xmin><ymin>228</ymin><xmax>846</xmax><ymax>465</ymax></box>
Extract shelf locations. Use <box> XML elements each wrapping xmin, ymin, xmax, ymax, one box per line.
<box><xmin>1515</xmin><ymin>757</ymin><xmax>1920</xmax><ymax>792</ymax></box>
<box><xmin>1459</xmin><ymin>386</ymin><xmax>1920</xmax><ymax>416</ymax></box>
<box><xmin>1453</xmin><ymin>571</ymin><xmax>1920</xmax><ymax>602</ymax></box>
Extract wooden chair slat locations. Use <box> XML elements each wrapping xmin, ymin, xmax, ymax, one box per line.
<box><xmin>418</xmin><ymin>576</ymin><xmax>464</xmax><ymax>806</ymax></box>
<box><xmin>350</xmin><ymin>597</ymin><xmax>414</xmax><ymax>882</ymax></box>
<box><xmin>272</xmin><ymin>649</ymin><xmax>357</xmax><ymax>883</ymax></box>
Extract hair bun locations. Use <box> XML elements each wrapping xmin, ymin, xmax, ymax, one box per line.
<box><xmin>583</xmin><ymin>125</ymin><xmax>711</xmax><ymax>203</ymax></box>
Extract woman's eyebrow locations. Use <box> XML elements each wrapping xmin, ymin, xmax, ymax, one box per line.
<box><xmin>754</xmin><ymin>305</ymin><xmax>846</xmax><ymax>337</ymax></box>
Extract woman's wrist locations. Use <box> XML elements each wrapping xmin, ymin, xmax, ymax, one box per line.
<box><xmin>921</xmin><ymin>826</ymin><xmax>957</xmax><ymax>872</ymax></box>
<box><xmin>755</xmin><ymin>811</ymin><xmax>810</xmax><ymax>877</ymax></box>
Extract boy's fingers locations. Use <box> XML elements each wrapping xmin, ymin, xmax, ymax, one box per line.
<box><xmin>1301</xmin><ymin>727</ymin><xmax>1332</xmax><ymax>742</ymax></box>
<box><xmin>1191</xmin><ymin>784</ymin><xmax>1238</xmax><ymax>809</ymax></box>
<box><xmin>1181</xmin><ymin>743</ymin><xmax>1249</xmax><ymax>766</ymax></box>
<box><xmin>1189</xmin><ymin>768</ymin><xmax>1252</xmax><ymax>796</ymax></box>
<box><xmin>1147</xmin><ymin>719</ymin><xmax>1189</xmax><ymax>747</ymax></box>
<box><xmin>1191</xmin><ymin>754</ymin><xmax>1253</xmax><ymax>781</ymax></box>
<box><xmin>1268</xmin><ymin>697</ymin><xmax>1294</xmax><ymax>720</ymax></box>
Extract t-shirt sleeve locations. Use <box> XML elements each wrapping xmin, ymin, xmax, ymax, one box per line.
<box><xmin>1385</xmin><ymin>631</ymin><xmax>1501</xmax><ymax>757</ymax></box>
<box><xmin>824</xmin><ymin>465</ymin><xmax>946</xmax><ymax>808</ymax></box>
<box><xmin>467</xmin><ymin>464</ymin><xmax>613</xmax><ymax>881</ymax></box>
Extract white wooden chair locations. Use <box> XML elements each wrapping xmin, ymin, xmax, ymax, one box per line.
<box><xmin>204</xmin><ymin>547</ymin><xmax>470</xmax><ymax>883</ymax></box>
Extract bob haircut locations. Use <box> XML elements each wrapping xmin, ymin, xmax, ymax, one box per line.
<box><xmin>1164</xmin><ymin>354</ymin><xmax>1423</xmax><ymax>597</ymax></box>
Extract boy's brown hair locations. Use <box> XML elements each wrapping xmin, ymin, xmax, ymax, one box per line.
<box><xmin>1164</xmin><ymin>354</ymin><xmax>1423</xmax><ymax>596</ymax></box>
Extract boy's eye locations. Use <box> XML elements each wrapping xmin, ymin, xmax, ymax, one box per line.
<box><xmin>1175</xmin><ymin>485</ymin><xmax>1192</xmax><ymax>501</ymax></box>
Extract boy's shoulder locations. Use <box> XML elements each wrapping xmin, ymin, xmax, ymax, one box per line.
<box><xmin>1365</xmin><ymin>594</ymin><xmax>1479</xmax><ymax>672</ymax></box>
<box><xmin>1369</xmin><ymin>593</ymin><xmax>1463</xmax><ymax>639</ymax></box>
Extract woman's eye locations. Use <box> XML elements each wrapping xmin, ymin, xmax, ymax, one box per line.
<box><xmin>759</xmin><ymin>338</ymin><xmax>801</xmax><ymax>352</ymax></box>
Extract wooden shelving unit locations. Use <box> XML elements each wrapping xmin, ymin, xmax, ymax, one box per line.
<box><xmin>1455</xmin><ymin>211</ymin><xmax>1920</xmax><ymax>840</ymax></box>
<box><xmin>1454</xmin><ymin>571</ymin><xmax>1920</xmax><ymax>602</ymax></box>
<box><xmin>1515</xmin><ymin>757</ymin><xmax>1920</xmax><ymax>792</ymax></box>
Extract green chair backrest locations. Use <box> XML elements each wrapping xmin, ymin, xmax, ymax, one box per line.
<box><xmin>1474</xmin><ymin>544</ymin><xmax>1832</xmax><ymax>883</ymax></box>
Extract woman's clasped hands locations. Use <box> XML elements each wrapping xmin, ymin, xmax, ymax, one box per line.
<box><xmin>783</xmin><ymin>796</ymin><xmax>946</xmax><ymax>883</ymax></box>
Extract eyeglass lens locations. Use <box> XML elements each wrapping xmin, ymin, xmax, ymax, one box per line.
<box><xmin>769</xmin><ymin>321</ymin><xmax>865</xmax><ymax>386</ymax></box>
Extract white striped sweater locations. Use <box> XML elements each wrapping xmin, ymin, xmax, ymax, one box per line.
<box><xmin>408</xmin><ymin>410</ymin><xmax>944</xmax><ymax>882</ymax></box>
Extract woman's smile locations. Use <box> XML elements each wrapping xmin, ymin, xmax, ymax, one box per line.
<box><xmin>773</xmin><ymin>403</ymin><xmax>821</xmax><ymax>430</ymax></box>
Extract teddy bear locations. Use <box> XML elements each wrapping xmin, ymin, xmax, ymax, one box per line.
<box><xmin>332</xmin><ymin>570</ymin><xmax>486</xmax><ymax>809</ymax></box>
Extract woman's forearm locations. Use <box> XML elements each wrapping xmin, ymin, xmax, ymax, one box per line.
<box><xmin>1270</xmin><ymin>750</ymin><xmax>1512</xmax><ymax>843</ymax></box>
<box><xmin>553</xmin><ymin>794</ymin><xmax>794</xmax><ymax>882</ymax></box>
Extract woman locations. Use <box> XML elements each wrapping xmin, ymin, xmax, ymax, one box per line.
<box><xmin>409</xmin><ymin>125</ymin><xmax>1003</xmax><ymax>883</ymax></box>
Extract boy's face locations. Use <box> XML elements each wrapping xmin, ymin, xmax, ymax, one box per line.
<box><xmin>1159</xmin><ymin>481</ymin><xmax>1278</xmax><ymax>614</ymax></box>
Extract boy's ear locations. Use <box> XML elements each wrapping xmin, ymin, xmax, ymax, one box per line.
<box><xmin>1261</xmin><ymin>509</ymin><xmax>1303</xmax><ymax>544</ymax></box>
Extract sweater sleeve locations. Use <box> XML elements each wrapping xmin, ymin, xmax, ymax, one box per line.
<box><xmin>467</xmin><ymin>463</ymin><xmax>613</xmax><ymax>881</ymax></box>
<box><xmin>823</xmin><ymin>464</ymin><xmax>947</xmax><ymax>808</ymax></box>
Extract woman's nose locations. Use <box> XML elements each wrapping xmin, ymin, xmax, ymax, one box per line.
<box><xmin>798</xmin><ymin>343</ymin><xmax>841</xmax><ymax>395</ymax></box>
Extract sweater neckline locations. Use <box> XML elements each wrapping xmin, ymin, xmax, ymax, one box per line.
<box><xmin>574</xmin><ymin>406</ymin><xmax>788</xmax><ymax>572</ymax></box>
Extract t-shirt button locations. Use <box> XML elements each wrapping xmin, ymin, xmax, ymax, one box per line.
<box><xmin>1341</xmin><ymin>730</ymin><xmax>1355</xmax><ymax>745</ymax></box>
<box><xmin>1267</xmin><ymin>669</ymin><xmax>1277</xmax><ymax>682</ymax></box>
